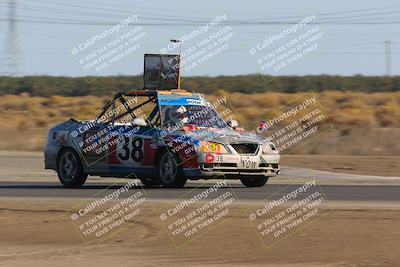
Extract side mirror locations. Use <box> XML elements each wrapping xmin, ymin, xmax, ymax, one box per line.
<box><xmin>227</xmin><ymin>119</ymin><xmax>239</xmax><ymax>128</ymax></box>
<box><xmin>132</xmin><ymin>118</ymin><xmax>147</xmax><ymax>127</ymax></box>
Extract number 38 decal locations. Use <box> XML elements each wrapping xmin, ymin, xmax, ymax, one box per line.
<box><xmin>117</xmin><ymin>136</ymin><xmax>144</xmax><ymax>162</ymax></box>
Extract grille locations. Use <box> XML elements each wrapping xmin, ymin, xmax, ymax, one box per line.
<box><xmin>231</xmin><ymin>143</ymin><xmax>259</xmax><ymax>154</ymax></box>
<box><xmin>202</xmin><ymin>163</ymin><xmax>236</xmax><ymax>168</ymax></box>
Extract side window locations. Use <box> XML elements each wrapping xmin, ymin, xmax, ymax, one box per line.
<box><xmin>111</xmin><ymin>96</ymin><xmax>156</xmax><ymax>126</ymax></box>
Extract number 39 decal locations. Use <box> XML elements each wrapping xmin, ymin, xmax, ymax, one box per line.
<box><xmin>117</xmin><ymin>136</ymin><xmax>144</xmax><ymax>162</ymax></box>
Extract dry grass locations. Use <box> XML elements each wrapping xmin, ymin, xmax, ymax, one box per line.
<box><xmin>0</xmin><ymin>91</ymin><xmax>399</xmax><ymax>154</ymax></box>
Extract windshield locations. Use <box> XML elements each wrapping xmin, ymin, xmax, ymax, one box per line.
<box><xmin>160</xmin><ymin>104</ymin><xmax>228</xmax><ymax>129</ymax></box>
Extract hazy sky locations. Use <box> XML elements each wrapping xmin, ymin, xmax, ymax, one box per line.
<box><xmin>0</xmin><ymin>0</ymin><xmax>399</xmax><ymax>76</ymax></box>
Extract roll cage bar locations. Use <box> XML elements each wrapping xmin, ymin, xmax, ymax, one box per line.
<box><xmin>96</xmin><ymin>90</ymin><xmax>159</xmax><ymax>125</ymax></box>
<box><xmin>96</xmin><ymin>89</ymin><xmax>194</xmax><ymax>126</ymax></box>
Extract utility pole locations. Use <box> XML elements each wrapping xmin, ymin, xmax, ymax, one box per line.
<box><xmin>384</xmin><ymin>40</ymin><xmax>392</xmax><ymax>91</ymax></box>
<box><xmin>170</xmin><ymin>39</ymin><xmax>182</xmax><ymax>90</ymax></box>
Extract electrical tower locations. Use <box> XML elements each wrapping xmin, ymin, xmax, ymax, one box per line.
<box><xmin>3</xmin><ymin>0</ymin><xmax>19</xmax><ymax>76</ymax></box>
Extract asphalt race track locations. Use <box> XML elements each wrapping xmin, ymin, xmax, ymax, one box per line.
<box><xmin>1</xmin><ymin>152</ymin><xmax>399</xmax><ymax>203</ymax></box>
<box><xmin>1</xmin><ymin>181</ymin><xmax>400</xmax><ymax>203</ymax></box>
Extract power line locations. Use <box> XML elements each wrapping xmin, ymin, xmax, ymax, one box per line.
<box><xmin>1</xmin><ymin>1</ymin><xmax>400</xmax><ymax>26</ymax></box>
<box><xmin>25</xmin><ymin>0</ymin><xmax>400</xmax><ymax>23</ymax></box>
<box><xmin>2</xmin><ymin>17</ymin><xmax>400</xmax><ymax>26</ymax></box>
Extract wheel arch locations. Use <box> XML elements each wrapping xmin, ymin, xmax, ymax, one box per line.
<box><xmin>154</xmin><ymin>146</ymin><xmax>182</xmax><ymax>166</ymax></box>
<box><xmin>56</xmin><ymin>146</ymin><xmax>84</xmax><ymax>170</ymax></box>
<box><xmin>154</xmin><ymin>146</ymin><xmax>168</xmax><ymax>166</ymax></box>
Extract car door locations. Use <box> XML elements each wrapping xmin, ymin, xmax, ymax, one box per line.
<box><xmin>80</xmin><ymin>123</ymin><xmax>111</xmax><ymax>174</ymax></box>
<box><xmin>107</xmin><ymin>123</ymin><xmax>158</xmax><ymax>177</ymax></box>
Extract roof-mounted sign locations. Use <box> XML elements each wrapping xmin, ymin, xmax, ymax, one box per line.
<box><xmin>143</xmin><ymin>53</ymin><xmax>180</xmax><ymax>90</ymax></box>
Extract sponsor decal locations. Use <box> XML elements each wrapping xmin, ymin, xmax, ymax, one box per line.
<box><xmin>186</xmin><ymin>98</ymin><xmax>203</xmax><ymax>105</ymax></box>
<box><xmin>206</xmin><ymin>153</ymin><xmax>215</xmax><ymax>163</ymax></box>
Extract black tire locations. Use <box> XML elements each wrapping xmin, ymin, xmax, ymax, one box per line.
<box><xmin>139</xmin><ymin>177</ymin><xmax>161</xmax><ymax>187</ymax></box>
<box><xmin>157</xmin><ymin>151</ymin><xmax>187</xmax><ymax>188</ymax></box>
<box><xmin>240</xmin><ymin>176</ymin><xmax>269</xmax><ymax>187</ymax></box>
<box><xmin>57</xmin><ymin>148</ymin><xmax>87</xmax><ymax>188</ymax></box>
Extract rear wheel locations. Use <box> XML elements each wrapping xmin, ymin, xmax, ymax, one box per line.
<box><xmin>57</xmin><ymin>148</ymin><xmax>87</xmax><ymax>188</ymax></box>
<box><xmin>240</xmin><ymin>176</ymin><xmax>269</xmax><ymax>187</ymax></box>
<box><xmin>157</xmin><ymin>151</ymin><xmax>187</xmax><ymax>188</ymax></box>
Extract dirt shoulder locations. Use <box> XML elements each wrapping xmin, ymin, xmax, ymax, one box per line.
<box><xmin>1</xmin><ymin>198</ymin><xmax>400</xmax><ymax>266</ymax></box>
<box><xmin>281</xmin><ymin>155</ymin><xmax>400</xmax><ymax>177</ymax></box>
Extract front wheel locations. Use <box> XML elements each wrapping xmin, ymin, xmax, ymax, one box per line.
<box><xmin>240</xmin><ymin>176</ymin><xmax>269</xmax><ymax>187</ymax></box>
<box><xmin>157</xmin><ymin>151</ymin><xmax>187</xmax><ymax>188</ymax></box>
<box><xmin>57</xmin><ymin>148</ymin><xmax>87</xmax><ymax>188</ymax></box>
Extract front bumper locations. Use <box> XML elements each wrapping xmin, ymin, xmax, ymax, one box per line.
<box><xmin>184</xmin><ymin>153</ymin><xmax>280</xmax><ymax>179</ymax></box>
<box><xmin>183</xmin><ymin>164</ymin><xmax>280</xmax><ymax>179</ymax></box>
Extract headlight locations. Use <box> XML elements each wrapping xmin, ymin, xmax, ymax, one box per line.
<box><xmin>262</xmin><ymin>142</ymin><xmax>277</xmax><ymax>154</ymax></box>
<box><xmin>199</xmin><ymin>141</ymin><xmax>229</xmax><ymax>153</ymax></box>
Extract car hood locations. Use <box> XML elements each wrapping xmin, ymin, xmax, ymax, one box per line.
<box><xmin>173</xmin><ymin>127</ymin><xmax>264</xmax><ymax>145</ymax></box>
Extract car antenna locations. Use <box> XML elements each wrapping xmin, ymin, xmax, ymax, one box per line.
<box><xmin>170</xmin><ymin>39</ymin><xmax>181</xmax><ymax>91</ymax></box>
